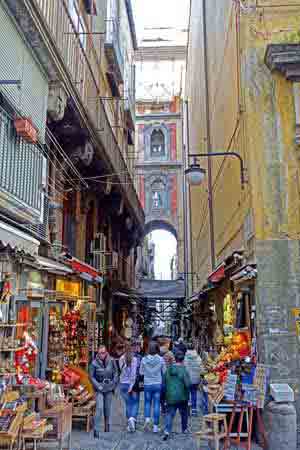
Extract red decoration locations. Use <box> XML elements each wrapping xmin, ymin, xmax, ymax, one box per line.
<box><xmin>14</xmin><ymin>117</ymin><xmax>38</xmax><ymax>143</ymax></box>
<box><xmin>169</xmin><ymin>123</ymin><xmax>177</xmax><ymax>160</ymax></box>
<box><xmin>171</xmin><ymin>175</ymin><xmax>177</xmax><ymax>217</ymax></box>
<box><xmin>138</xmin><ymin>124</ymin><xmax>145</xmax><ymax>160</ymax></box>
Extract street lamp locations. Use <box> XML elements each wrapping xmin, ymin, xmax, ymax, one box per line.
<box><xmin>185</xmin><ymin>152</ymin><xmax>247</xmax><ymax>189</ymax></box>
<box><xmin>185</xmin><ymin>163</ymin><xmax>206</xmax><ymax>186</ymax></box>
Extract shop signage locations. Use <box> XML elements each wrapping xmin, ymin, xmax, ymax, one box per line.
<box><xmin>208</xmin><ymin>264</ymin><xmax>225</xmax><ymax>283</ymax></box>
<box><xmin>56</xmin><ymin>279</ymin><xmax>81</xmax><ymax>297</ymax></box>
<box><xmin>292</xmin><ymin>308</ymin><xmax>300</xmax><ymax>317</ymax></box>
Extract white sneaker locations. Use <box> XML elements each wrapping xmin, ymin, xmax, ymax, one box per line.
<box><xmin>128</xmin><ymin>417</ymin><xmax>136</xmax><ymax>432</ymax></box>
<box><xmin>153</xmin><ymin>425</ymin><xmax>160</xmax><ymax>433</ymax></box>
<box><xmin>144</xmin><ymin>418</ymin><xmax>151</xmax><ymax>432</ymax></box>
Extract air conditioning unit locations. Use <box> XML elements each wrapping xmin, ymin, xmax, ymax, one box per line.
<box><xmin>106</xmin><ymin>251</ymin><xmax>119</xmax><ymax>270</ymax></box>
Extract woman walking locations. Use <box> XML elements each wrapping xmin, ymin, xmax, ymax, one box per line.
<box><xmin>140</xmin><ymin>341</ymin><xmax>166</xmax><ymax>432</ymax></box>
<box><xmin>89</xmin><ymin>345</ymin><xmax>119</xmax><ymax>438</ymax></box>
<box><xmin>119</xmin><ymin>343</ymin><xmax>139</xmax><ymax>432</ymax></box>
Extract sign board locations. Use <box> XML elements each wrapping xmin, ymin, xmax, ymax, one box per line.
<box><xmin>292</xmin><ymin>308</ymin><xmax>300</xmax><ymax>318</ymax></box>
<box><xmin>254</xmin><ymin>364</ymin><xmax>269</xmax><ymax>408</ymax></box>
<box><xmin>296</xmin><ymin>321</ymin><xmax>300</xmax><ymax>337</ymax></box>
<box><xmin>56</xmin><ymin>279</ymin><xmax>81</xmax><ymax>297</ymax></box>
<box><xmin>224</xmin><ymin>373</ymin><xmax>237</xmax><ymax>401</ymax></box>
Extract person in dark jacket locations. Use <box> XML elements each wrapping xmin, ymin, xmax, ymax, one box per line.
<box><xmin>174</xmin><ymin>337</ymin><xmax>187</xmax><ymax>356</ymax></box>
<box><xmin>163</xmin><ymin>351</ymin><xmax>191</xmax><ymax>441</ymax></box>
<box><xmin>89</xmin><ymin>345</ymin><xmax>119</xmax><ymax>438</ymax></box>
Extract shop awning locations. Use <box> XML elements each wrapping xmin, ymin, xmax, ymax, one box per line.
<box><xmin>0</xmin><ymin>221</ymin><xmax>39</xmax><ymax>255</ymax></box>
<box><xmin>35</xmin><ymin>256</ymin><xmax>73</xmax><ymax>275</ymax></box>
<box><xmin>230</xmin><ymin>264</ymin><xmax>257</xmax><ymax>284</ymax></box>
<box><xmin>69</xmin><ymin>257</ymin><xmax>102</xmax><ymax>283</ymax></box>
<box><xmin>208</xmin><ymin>263</ymin><xmax>225</xmax><ymax>283</ymax></box>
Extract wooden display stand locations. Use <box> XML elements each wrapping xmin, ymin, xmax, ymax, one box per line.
<box><xmin>195</xmin><ymin>413</ymin><xmax>228</xmax><ymax>450</ymax></box>
<box><xmin>22</xmin><ymin>424</ymin><xmax>53</xmax><ymax>450</ymax></box>
<box><xmin>40</xmin><ymin>402</ymin><xmax>72</xmax><ymax>450</ymax></box>
<box><xmin>70</xmin><ymin>388</ymin><xmax>96</xmax><ymax>432</ymax></box>
<box><xmin>0</xmin><ymin>413</ymin><xmax>23</xmax><ymax>450</ymax></box>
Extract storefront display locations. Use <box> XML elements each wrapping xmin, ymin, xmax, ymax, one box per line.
<box><xmin>0</xmin><ymin>260</ymin><xmax>99</xmax><ymax>447</ymax></box>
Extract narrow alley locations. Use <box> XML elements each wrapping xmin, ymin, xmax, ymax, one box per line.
<box><xmin>0</xmin><ymin>0</ymin><xmax>300</xmax><ymax>449</ymax></box>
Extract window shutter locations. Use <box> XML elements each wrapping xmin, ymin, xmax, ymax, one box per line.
<box><xmin>0</xmin><ymin>4</ymin><xmax>48</xmax><ymax>143</ymax></box>
<box><xmin>0</xmin><ymin>106</ymin><xmax>46</xmax><ymax>225</ymax></box>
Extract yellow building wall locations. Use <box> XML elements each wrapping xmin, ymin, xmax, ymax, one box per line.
<box><xmin>186</xmin><ymin>0</ymin><xmax>251</xmax><ymax>290</ymax></box>
<box><xmin>186</xmin><ymin>1</ymin><xmax>300</xmax><ymax>291</ymax></box>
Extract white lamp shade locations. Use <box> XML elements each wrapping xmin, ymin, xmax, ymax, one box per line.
<box><xmin>185</xmin><ymin>164</ymin><xmax>206</xmax><ymax>186</ymax></box>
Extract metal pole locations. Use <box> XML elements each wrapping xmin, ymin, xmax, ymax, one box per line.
<box><xmin>202</xmin><ymin>0</ymin><xmax>216</xmax><ymax>270</ymax></box>
<box><xmin>182</xmin><ymin>100</ymin><xmax>191</xmax><ymax>297</ymax></box>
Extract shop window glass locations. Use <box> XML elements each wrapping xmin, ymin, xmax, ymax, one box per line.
<box><xmin>150</xmin><ymin>129</ymin><xmax>165</xmax><ymax>158</ymax></box>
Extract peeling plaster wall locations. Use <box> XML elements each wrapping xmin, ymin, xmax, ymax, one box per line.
<box><xmin>187</xmin><ymin>0</ymin><xmax>300</xmax><ymax>404</ymax></box>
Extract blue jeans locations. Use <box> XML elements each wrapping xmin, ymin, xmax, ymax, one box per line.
<box><xmin>144</xmin><ymin>384</ymin><xmax>161</xmax><ymax>425</ymax></box>
<box><xmin>201</xmin><ymin>390</ymin><xmax>208</xmax><ymax>415</ymax></box>
<box><xmin>165</xmin><ymin>402</ymin><xmax>189</xmax><ymax>433</ymax></box>
<box><xmin>190</xmin><ymin>384</ymin><xmax>198</xmax><ymax>410</ymax></box>
<box><xmin>120</xmin><ymin>384</ymin><xmax>139</xmax><ymax>419</ymax></box>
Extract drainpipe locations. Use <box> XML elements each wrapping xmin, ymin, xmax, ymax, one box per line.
<box><xmin>202</xmin><ymin>0</ymin><xmax>216</xmax><ymax>270</ymax></box>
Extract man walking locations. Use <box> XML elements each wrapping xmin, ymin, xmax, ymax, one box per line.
<box><xmin>89</xmin><ymin>345</ymin><xmax>119</xmax><ymax>438</ymax></box>
<box><xmin>163</xmin><ymin>351</ymin><xmax>191</xmax><ymax>441</ymax></box>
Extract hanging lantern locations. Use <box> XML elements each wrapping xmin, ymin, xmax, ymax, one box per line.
<box><xmin>14</xmin><ymin>117</ymin><xmax>38</xmax><ymax>143</ymax></box>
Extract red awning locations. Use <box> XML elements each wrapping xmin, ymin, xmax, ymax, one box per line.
<box><xmin>70</xmin><ymin>258</ymin><xmax>99</xmax><ymax>279</ymax></box>
<box><xmin>208</xmin><ymin>264</ymin><xmax>225</xmax><ymax>283</ymax></box>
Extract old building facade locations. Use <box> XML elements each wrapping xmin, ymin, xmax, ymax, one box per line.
<box><xmin>135</xmin><ymin>46</ymin><xmax>186</xmax><ymax>276</ymax></box>
<box><xmin>185</xmin><ymin>0</ymin><xmax>300</xmax><ymax>409</ymax></box>
<box><xmin>0</xmin><ymin>0</ymin><xmax>144</xmax><ymax>352</ymax></box>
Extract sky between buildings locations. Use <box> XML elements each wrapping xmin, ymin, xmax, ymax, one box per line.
<box><xmin>132</xmin><ymin>0</ymin><xmax>189</xmax><ymax>280</ymax></box>
<box><xmin>131</xmin><ymin>0</ymin><xmax>190</xmax><ymax>47</ymax></box>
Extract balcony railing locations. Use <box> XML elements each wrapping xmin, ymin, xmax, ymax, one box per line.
<box><xmin>105</xmin><ymin>19</ymin><xmax>124</xmax><ymax>83</ymax></box>
<box><xmin>33</xmin><ymin>0</ymin><xmax>144</xmax><ymax>226</ymax></box>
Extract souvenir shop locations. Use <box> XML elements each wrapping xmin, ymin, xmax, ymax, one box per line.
<box><xmin>0</xmin><ymin>246</ymin><xmax>102</xmax><ymax>448</ymax></box>
<box><xmin>193</xmin><ymin>255</ymin><xmax>269</xmax><ymax>447</ymax></box>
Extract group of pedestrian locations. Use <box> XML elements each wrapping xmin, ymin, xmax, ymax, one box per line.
<box><xmin>89</xmin><ymin>338</ymin><xmax>207</xmax><ymax>441</ymax></box>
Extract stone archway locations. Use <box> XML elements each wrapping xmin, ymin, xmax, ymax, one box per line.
<box><xmin>143</xmin><ymin>219</ymin><xmax>178</xmax><ymax>241</ymax></box>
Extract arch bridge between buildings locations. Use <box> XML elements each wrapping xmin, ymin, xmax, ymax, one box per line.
<box><xmin>143</xmin><ymin>219</ymin><xmax>178</xmax><ymax>241</ymax></box>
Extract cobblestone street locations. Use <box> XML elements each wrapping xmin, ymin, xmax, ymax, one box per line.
<box><xmin>70</xmin><ymin>393</ymin><xmax>262</xmax><ymax>450</ymax></box>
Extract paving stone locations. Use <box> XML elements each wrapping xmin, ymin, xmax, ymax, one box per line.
<box><xmin>70</xmin><ymin>393</ymin><xmax>263</xmax><ymax>450</ymax></box>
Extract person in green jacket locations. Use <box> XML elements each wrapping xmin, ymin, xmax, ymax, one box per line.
<box><xmin>163</xmin><ymin>350</ymin><xmax>191</xmax><ymax>441</ymax></box>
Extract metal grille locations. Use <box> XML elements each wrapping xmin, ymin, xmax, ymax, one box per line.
<box><xmin>0</xmin><ymin>106</ymin><xmax>45</xmax><ymax>221</ymax></box>
<box><xmin>26</xmin><ymin>194</ymin><xmax>49</xmax><ymax>241</ymax></box>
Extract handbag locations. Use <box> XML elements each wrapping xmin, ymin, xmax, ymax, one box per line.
<box><xmin>132</xmin><ymin>374</ymin><xmax>144</xmax><ymax>392</ymax></box>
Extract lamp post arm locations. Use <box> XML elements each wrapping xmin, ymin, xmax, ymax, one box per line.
<box><xmin>188</xmin><ymin>151</ymin><xmax>247</xmax><ymax>187</ymax></box>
